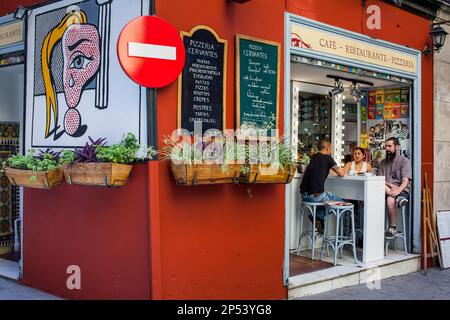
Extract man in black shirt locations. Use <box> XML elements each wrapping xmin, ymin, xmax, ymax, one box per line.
<box><xmin>300</xmin><ymin>140</ymin><xmax>345</xmax><ymax>233</ymax></box>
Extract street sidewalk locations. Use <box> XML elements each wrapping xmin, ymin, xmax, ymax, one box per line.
<box><xmin>2</xmin><ymin>268</ymin><xmax>449</xmax><ymax>300</ymax></box>
<box><xmin>0</xmin><ymin>277</ymin><xmax>60</xmax><ymax>300</ymax></box>
<box><xmin>297</xmin><ymin>267</ymin><xmax>450</xmax><ymax>300</ymax></box>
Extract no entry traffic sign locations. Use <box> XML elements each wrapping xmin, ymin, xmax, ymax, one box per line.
<box><xmin>117</xmin><ymin>16</ymin><xmax>185</xmax><ymax>88</ymax></box>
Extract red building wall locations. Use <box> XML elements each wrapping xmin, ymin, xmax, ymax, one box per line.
<box><xmin>0</xmin><ymin>0</ymin><xmax>43</xmax><ymax>16</ymax></box>
<box><xmin>22</xmin><ymin>164</ymin><xmax>152</xmax><ymax>299</ymax></box>
<box><xmin>153</xmin><ymin>0</ymin><xmax>287</xmax><ymax>300</ymax></box>
<box><xmin>2</xmin><ymin>0</ymin><xmax>153</xmax><ymax>300</ymax></box>
<box><xmin>7</xmin><ymin>0</ymin><xmax>433</xmax><ymax>300</ymax></box>
<box><xmin>153</xmin><ymin>0</ymin><xmax>434</xmax><ymax>299</ymax></box>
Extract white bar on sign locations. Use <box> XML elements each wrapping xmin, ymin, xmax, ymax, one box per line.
<box><xmin>128</xmin><ymin>42</ymin><xmax>176</xmax><ymax>60</ymax></box>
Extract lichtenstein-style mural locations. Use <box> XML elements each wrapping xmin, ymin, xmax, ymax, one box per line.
<box><xmin>25</xmin><ymin>0</ymin><xmax>149</xmax><ymax>149</ymax></box>
<box><xmin>41</xmin><ymin>9</ymin><xmax>100</xmax><ymax>138</ymax></box>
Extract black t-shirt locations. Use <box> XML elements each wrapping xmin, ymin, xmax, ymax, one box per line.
<box><xmin>300</xmin><ymin>153</ymin><xmax>337</xmax><ymax>194</ymax></box>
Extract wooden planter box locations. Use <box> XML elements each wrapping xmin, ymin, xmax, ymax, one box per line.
<box><xmin>4</xmin><ymin>167</ymin><xmax>64</xmax><ymax>189</ymax></box>
<box><xmin>63</xmin><ymin>163</ymin><xmax>133</xmax><ymax>187</ymax></box>
<box><xmin>170</xmin><ymin>162</ymin><xmax>242</xmax><ymax>186</ymax></box>
<box><xmin>240</xmin><ymin>163</ymin><xmax>296</xmax><ymax>184</ymax></box>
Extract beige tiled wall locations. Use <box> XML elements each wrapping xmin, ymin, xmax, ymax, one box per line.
<box><xmin>434</xmin><ymin>12</ymin><xmax>450</xmax><ymax>213</ymax></box>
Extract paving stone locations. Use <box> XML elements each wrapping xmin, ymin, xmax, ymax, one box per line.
<box><xmin>0</xmin><ymin>278</ymin><xmax>60</xmax><ymax>300</ymax></box>
<box><xmin>296</xmin><ymin>268</ymin><xmax>450</xmax><ymax>300</ymax></box>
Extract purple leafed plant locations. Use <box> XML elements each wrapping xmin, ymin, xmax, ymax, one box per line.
<box><xmin>73</xmin><ymin>137</ymin><xmax>106</xmax><ymax>163</ymax></box>
<box><xmin>36</xmin><ymin>148</ymin><xmax>62</xmax><ymax>160</ymax></box>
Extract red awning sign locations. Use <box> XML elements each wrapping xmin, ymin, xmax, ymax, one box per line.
<box><xmin>117</xmin><ymin>16</ymin><xmax>185</xmax><ymax>88</ymax></box>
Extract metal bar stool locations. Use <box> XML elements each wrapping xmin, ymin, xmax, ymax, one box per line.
<box><xmin>320</xmin><ymin>202</ymin><xmax>358</xmax><ymax>266</ymax></box>
<box><xmin>385</xmin><ymin>198</ymin><xmax>408</xmax><ymax>256</ymax></box>
<box><xmin>297</xmin><ymin>202</ymin><xmax>324</xmax><ymax>259</ymax></box>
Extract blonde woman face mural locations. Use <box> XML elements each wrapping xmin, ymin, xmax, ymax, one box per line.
<box><xmin>41</xmin><ymin>9</ymin><xmax>100</xmax><ymax>139</ymax></box>
<box><xmin>27</xmin><ymin>0</ymin><xmax>148</xmax><ymax>151</ymax></box>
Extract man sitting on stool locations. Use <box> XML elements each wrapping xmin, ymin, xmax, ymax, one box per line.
<box><xmin>300</xmin><ymin>140</ymin><xmax>345</xmax><ymax>233</ymax></box>
<box><xmin>377</xmin><ymin>137</ymin><xmax>412</xmax><ymax>239</ymax></box>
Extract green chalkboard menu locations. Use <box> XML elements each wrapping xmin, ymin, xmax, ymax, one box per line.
<box><xmin>178</xmin><ymin>26</ymin><xmax>227</xmax><ymax>133</ymax></box>
<box><xmin>236</xmin><ymin>34</ymin><xmax>280</xmax><ymax>130</ymax></box>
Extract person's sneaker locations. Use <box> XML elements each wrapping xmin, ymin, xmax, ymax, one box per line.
<box><xmin>385</xmin><ymin>226</ymin><xmax>397</xmax><ymax>239</ymax></box>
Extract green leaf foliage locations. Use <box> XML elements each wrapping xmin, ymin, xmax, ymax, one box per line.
<box><xmin>95</xmin><ymin>132</ymin><xmax>157</xmax><ymax>164</ymax></box>
<box><xmin>1</xmin><ymin>149</ymin><xmax>67</xmax><ymax>176</ymax></box>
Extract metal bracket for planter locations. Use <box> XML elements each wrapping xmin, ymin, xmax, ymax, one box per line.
<box><xmin>192</xmin><ymin>170</ymin><xmax>198</xmax><ymax>186</ymax></box>
<box><xmin>42</xmin><ymin>178</ymin><xmax>49</xmax><ymax>189</ymax></box>
<box><xmin>232</xmin><ymin>171</ymin><xmax>239</xmax><ymax>184</ymax></box>
<box><xmin>252</xmin><ymin>172</ymin><xmax>259</xmax><ymax>184</ymax></box>
<box><xmin>285</xmin><ymin>172</ymin><xmax>292</xmax><ymax>184</ymax></box>
<box><xmin>10</xmin><ymin>177</ymin><xmax>17</xmax><ymax>187</ymax></box>
<box><xmin>111</xmin><ymin>178</ymin><xmax>127</xmax><ymax>187</ymax></box>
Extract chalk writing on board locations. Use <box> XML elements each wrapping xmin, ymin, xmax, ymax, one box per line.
<box><xmin>237</xmin><ymin>35</ymin><xmax>280</xmax><ymax>131</ymax></box>
<box><xmin>179</xmin><ymin>26</ymin><xmax>227</xmax><ymax>133</ymax></box>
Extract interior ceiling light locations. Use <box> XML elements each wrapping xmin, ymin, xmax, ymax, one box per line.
<box><xmin>349</xmin><ymin>82</ymin><xmax>364</xmax><ymax>102</ymax></box>
<box><xmin>327</xmin><ymin>80</ymin><xmax>344</xmax><ymax>99</ymax></box>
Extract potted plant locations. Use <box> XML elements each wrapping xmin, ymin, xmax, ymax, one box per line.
<box><xmin>297</xmin><ymin>153</ymin><xmax>310</xmax><ymax>174</ymax></box>
<box><xmin>62</xmin><ymin>133</ymin><xmax>156</xmax><ymax>187</ymax></box>
<box><xmin>239</xmin><ymin>138</ymin><xmax>297</xmax><ymax>184</ymax></box>
<box><xmin>1</xmin><ymin>149</ymin><xmax>66</xmax><ymax>189</ymax></box>
<box><xmin>160</xmin><ymin>133</ymin><xmax>244</xmax><ymax>186</ymax></box>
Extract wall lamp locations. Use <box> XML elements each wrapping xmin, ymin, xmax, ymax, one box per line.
<box><xmin>14</xmin><ymin>6</ymin><xmax>32</xmax><ymax>20</ymax></box>
<box><xmin>423</xmin><ymin>24</ymin><xmax>448</xmax><ymax>56</ymax></box>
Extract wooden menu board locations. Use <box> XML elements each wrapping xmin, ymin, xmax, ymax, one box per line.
<box><xmin>178</xmin><ymin>26</ymin><xmax>227</xmax><ymax>133</ymax></box>
<box><xmin>236</xmin><ymin>34</ymin><xmax>280</xmax><ymax>130</ymax></box>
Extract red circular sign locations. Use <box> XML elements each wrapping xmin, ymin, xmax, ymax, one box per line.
<box><xmin>117</xmin><ymin>16</ymin><xmax>185</xmax><ymax>88</ymax></box>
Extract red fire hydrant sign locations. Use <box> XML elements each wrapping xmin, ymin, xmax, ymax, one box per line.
<box><xmin>117</xmin><ymin>16</ymin><xmax>185</xmax><ymax>88</ymax></box>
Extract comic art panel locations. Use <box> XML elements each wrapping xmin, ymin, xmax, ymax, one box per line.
<box><xmin>25</xmin><ymin>0</ymin><xmax>149</xmax><ymax>149</ymax></box>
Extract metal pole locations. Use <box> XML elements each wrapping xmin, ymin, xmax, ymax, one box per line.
<box><xmin>147</xmin><ymin>0</ymin><xmax>157</xmax><ymax>156</ymax></box>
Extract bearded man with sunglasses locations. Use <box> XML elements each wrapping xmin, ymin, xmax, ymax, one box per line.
<box><xmin>377</xmin><ymin>137</ymin><xmax>412</xmax><ymax>239</ymax></box>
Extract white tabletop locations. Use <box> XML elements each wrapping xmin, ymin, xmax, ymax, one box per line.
<box><xmin>294</xmin><ymin>173</ymin><xmax>385</xmax><ymax>181</ymax></box>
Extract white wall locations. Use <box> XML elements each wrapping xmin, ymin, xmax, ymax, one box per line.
<box><xmin>0</xmin><ymin>65</ymin><xmax>24</xmax><ymax>123</ymax></box>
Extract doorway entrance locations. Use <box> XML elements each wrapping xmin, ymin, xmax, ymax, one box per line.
<box><xmin>288</xmin><ymin>58</ymin><xmax>414</xmax><ymax>276</ymax></box>
<box><xmin>283</xmin><ymin>15</ymin><xmax>423</xmax><ymax>297</ymax></box>
<box><xmin>0</xmin><ymin>62</ymin><xmax>24</xmax><ymax>280</ymax></box>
